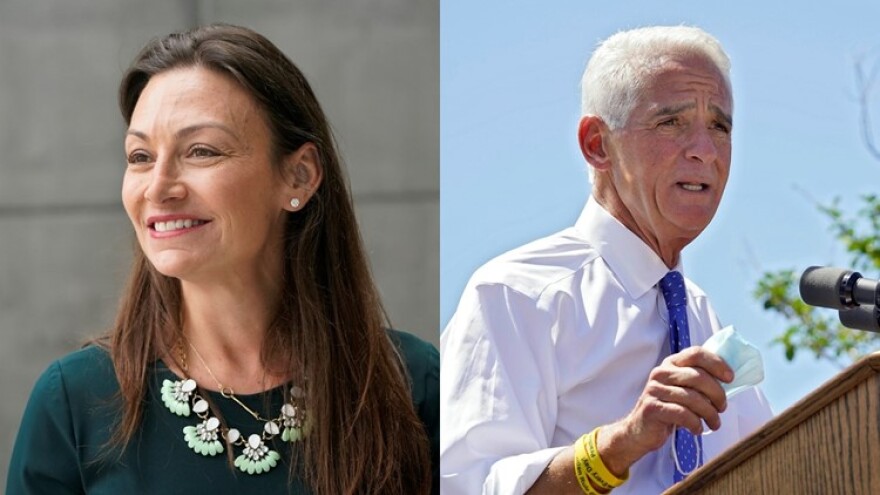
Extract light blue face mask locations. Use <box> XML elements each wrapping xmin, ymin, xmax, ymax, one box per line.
<box><xmin>702</xmin><ymin>326</ymin><xmax>764</xmax><ymax>398</ymax></box>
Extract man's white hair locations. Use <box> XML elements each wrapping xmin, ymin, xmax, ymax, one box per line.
<box><xmin>581</xmin><ymin>25</ymin><xmax>732</xmax><ymax>130</ymax></box>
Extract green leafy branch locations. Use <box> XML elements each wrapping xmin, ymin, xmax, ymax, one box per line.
<box><xmin>754</xmin><ymin>195</ymin><xmax>880</xmax><ymax>367</ymax></box>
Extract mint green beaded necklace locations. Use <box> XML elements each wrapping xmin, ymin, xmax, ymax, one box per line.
<box><xmin>160</xmin><ymin>341</ymin><xmax>311</xmax><ymax>475</ymax></box>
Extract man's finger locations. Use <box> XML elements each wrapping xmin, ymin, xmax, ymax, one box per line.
<box><xmin>651</xmin><ymin>382</ymin><xmax>723</xmax><ymax>431</ymax></box>
<box><xmin>669</xmin><ymin>346</ymin><xmax>734</xmax><ymax>383</ymax></box>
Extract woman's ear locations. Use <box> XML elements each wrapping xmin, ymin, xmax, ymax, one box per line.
<box><xmin>281</xmin><ymin>142</ymin><xmax>323</xmax><ymax>211</ymax></box>
<box><xmin>578</xmin><ymin>115</ymin><xmax>613</xmax><ymax>173</ymax></box>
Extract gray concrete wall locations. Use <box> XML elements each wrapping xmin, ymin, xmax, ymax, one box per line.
<box><xmin>0</xmin><ymin>0</ymin><xmax>438</xmax><ymax>483</ymax></box>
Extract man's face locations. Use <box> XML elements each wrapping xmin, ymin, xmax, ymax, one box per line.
<box><xmin>604</xmin><ymin>55</ymin><xmax>732</xmax><ymax>251</ymax></box>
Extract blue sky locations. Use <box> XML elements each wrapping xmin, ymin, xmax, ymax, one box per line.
<box><xmin>440</xmin><ymin>0</ymin><xmax>880</xmax><ymax>414</ymax></box>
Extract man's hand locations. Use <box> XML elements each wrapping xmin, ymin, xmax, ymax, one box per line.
<box><xmin>527</xmin><ymin>347</ymin><xmax>733</xmax><ymax>494</ymax></box>
<box><xmin>598</xmin><ymin>347</ymin><xmax>733</xmax><ymax>476</ymax></box>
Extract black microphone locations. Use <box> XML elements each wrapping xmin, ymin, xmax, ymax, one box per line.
<box><xmin>799</xmin><ymin>266</ymin><xmax>880</xmax><ymax>310</ymax></box>
<box><xmin>839</xmin><ymin>306</ymin><xmax>880</xmax><ymax>333</ymax></box>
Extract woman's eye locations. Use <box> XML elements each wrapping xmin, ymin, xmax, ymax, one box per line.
<box><xmin>127</xmin><ymin>151</ymin><xmax>151</xmax><ymax>164</ymax></box>
<box><xmin>190</xmin><ymin>146</ymin><xmax>220</xmax><ymax>158</ymax></box>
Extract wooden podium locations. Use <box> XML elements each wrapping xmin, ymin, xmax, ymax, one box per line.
<box><xmin>664</xmin><ymin>353</ymin><xmax>880</xmax><ymax>494</ymax></box>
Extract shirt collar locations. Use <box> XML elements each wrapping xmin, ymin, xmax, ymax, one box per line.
<box><xmin>574</xmin><ymin>195</ymin><xmax>682</xmax><ymax>299</ymax></box>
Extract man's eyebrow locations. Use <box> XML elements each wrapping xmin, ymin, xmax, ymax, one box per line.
<box><xmin>651</xmin><ymin>102</ymin><xmax>732</xmax><ymax>128</ymax></box>
<box><xmin>652</xmin><ymin>102</ymin><xmax>695</xmax><ymax>118</ymax></box>
<box><xmin>125</xmin><ymin>122</ymin><xmax>238</xmax><ymax>140</ymax></box>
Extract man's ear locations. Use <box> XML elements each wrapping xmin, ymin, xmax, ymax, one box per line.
<box><xmin>281</xmin><ymin>142</ymin><xmax>323</xmax><ymax>212</ymax></box>
<box><xmin>578</xmin><ymin>115</ymin><xmax>613</xmax><ymax>172</ymax></box>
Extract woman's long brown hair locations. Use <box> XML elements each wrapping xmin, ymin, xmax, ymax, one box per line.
<box><xmin>105</xmin><ymin>24</ymin><xmax>431</xmax><ymax>494</ymax></box>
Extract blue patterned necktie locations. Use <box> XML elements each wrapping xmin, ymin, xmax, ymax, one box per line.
<box><xmin>659</xmin><ymin>270</ymin><xmax>703</xmax><ymax>483</ymax></box>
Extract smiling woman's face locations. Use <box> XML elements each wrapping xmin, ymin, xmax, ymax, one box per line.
<box><xmin>122</xmin><ymin>66</ymin><xmax>288</xmax><ymax>283</ymax></box>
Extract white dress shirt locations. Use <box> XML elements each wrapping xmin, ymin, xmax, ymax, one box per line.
<box><xmin>440</xmin><ymin>196</ymin><xmax>773</xmax><ymax>495</ymax></box>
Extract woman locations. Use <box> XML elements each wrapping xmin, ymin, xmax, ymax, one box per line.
<box><xmin>7</xmin><ymin>24</ymin><xmax>437</xmax><ymax>494</ymax></box>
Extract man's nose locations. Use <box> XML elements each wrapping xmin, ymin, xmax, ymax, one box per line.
<box><xmin>685</xmin><ymin>126</ymin><xmax>720</xmax><ymax>165</ymax></box>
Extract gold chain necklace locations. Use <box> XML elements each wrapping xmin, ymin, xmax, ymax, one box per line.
<box><xmin>186</xmin><ymin>341</ymin><xmax>270</xmax><ymax>422</ymax></box>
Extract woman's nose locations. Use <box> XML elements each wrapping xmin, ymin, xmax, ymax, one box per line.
<box><xmin>144</xmin><ymin>156</ymin><xmax>187</xmax><ymax>204</ymax></box>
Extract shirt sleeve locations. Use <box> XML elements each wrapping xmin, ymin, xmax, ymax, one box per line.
<box><xmin>440</xmin><ymin>282</ymin><xmax>566</xmax><ymax>495</ymax></box>
<box><xmin>734</xmin><ymin>385</ymin><xmax>774</xmax><ymax>436</ymax></box>
<box><xmin>416</xmin><ymin>338</ymin><xmax>441</xmax><ymax>495</ymax></box>
<box><xmin>388</xmin><ymin>329</ymin><xmax>441</xmax><ymax>495</ymax></box>
<box><xmin>7</xmin><ymin>361</ymin><xmax>84</xmax><ymax>495</ymax></box>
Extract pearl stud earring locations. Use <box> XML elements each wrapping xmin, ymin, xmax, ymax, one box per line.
<box><xmin>290</xmin><ymin>198</ymin><xmax>301</xmax><ymax>209</ymax></box>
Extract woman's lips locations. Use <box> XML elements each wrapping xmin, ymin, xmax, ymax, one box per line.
<box><xmin>152</xmin><ymin>218</ymin><xmax>208</xmax><ymax>232</ymax></box>
<box><xmin>146</xmin><ymin>215</ymin><xmax>212</xmax><ymax>237</ymax></box>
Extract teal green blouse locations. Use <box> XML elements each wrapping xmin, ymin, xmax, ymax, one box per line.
<box><xmin>6</xmin><ymin>330</ymin><xmax>439</xmax><ymax>494</ymax></box>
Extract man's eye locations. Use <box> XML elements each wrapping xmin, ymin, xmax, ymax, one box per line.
<box><xmin>713</xmin><ymin>122</ymin><xmax>732</xmax><ymax>134</ymax></box>
<box><xmin>658</xmin><ymin>117</ymin><xmax>680</xmax><ymax>126</ymax></box>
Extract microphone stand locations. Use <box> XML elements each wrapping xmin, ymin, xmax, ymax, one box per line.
<box><xmin>839</xmin><ymin>305</ymin><xmax>880</xmax><ymax>333</ymax></box>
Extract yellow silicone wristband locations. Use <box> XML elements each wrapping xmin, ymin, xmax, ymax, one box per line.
<box><xmin>573</xmin><ymin>434</ymin><xmax>609</xmax><ymax>495</ymax></box>
<box><xmin>585</xmin><ymin>428</ymin><xmax>628</xmax><ymax>489</ymax></box>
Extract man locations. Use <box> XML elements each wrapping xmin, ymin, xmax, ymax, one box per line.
<box><xmin>440</xmin><ymin>26</ymin><xmax>773</xmax><ymax>494</ymax></box>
